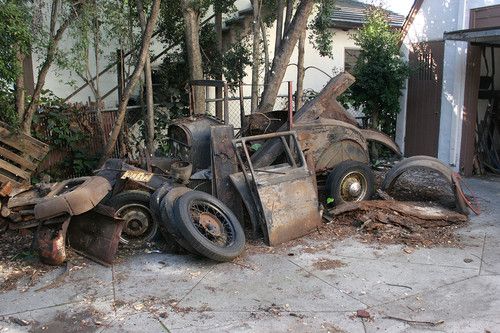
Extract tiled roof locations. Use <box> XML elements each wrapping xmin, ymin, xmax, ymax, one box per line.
<box><xmin>331</xmin><ymin>0</ymin><xmax>405</xmax><ymax>29</ymax></box>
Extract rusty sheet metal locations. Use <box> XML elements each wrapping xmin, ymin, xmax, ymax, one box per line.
<box><xmin>382</xmin><ymin>155</ymin><xmax>469</xmax><ymax>215</ymax></box>
<box><xmin>232</xmin><ymin>131</ymin><xmax>322</xmax><ymax>246</ymax></box>
<box><xmin>167</xmin><ymin>115</ymin><xmax>222</xmax><ymax>172</ymax></box>
<box><xmin>229</xmin><ymin>172</ymin><xmax>260</xmax><ymax>237</ymax></box>
<box><xmin>295</xmin><ymin>119</ymin><xmax>369</xmax><ymax>172</ymax></box>
<box><xmin>67</xmin><ymin>204</ymin><xmax>123</xmax><ymax>266</ymax></box>
<box><xmin>359</xmin><ymin>129</ymin><xmax>402</xmax><ymax>157</ymax></box>
<box><xmin>34</xmin><ymin>176</ymin><xmax>112</xmax><ymax>220</ymax></box>
<box><xmin>35</xmin><ymin>217</ymin><xmax>70</xmax><ymax>266</ymax></box>
<box><xmin>251</xmin><ymin>73</ymin><xmax>356</xmax><ymax>168</ymax></box>
<box><xmin>210</xmin><ymin>125</ymin><xmax>242</xmax><ymax>223</ymax></box>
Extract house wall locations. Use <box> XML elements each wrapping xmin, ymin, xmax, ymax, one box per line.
<box><xmin>34</xmin><ymin>0</ymin><xmax>358</xmax><ymax>112</ymax></box>
<box><xmin>31</xmin><ymin>2</ymin><xmax>168</xmax><ymax>109</ymax></box>
<box><xmin>239</xmin><ymin>26</ymin><xmax>359</xmax><ymax>98</ymax></box>
<box><xmin>398</xmin><ymin>0</ymin><xmax>500</xmax><ymax>170</ymax></box>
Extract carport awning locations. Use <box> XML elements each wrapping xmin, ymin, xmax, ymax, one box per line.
<box><xmin>443</xmin><ymin>26</ymin><xmax>500</xmax><ymax>45</ymax></box>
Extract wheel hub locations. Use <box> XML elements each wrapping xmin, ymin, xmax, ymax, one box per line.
<box><xmin>122</xmin><ymin>210</ymin><xmax>149</xmax><ymax>236</ymax></box>
<box><xmin>340</xmin><ymin>172</ymin><xmax>367</xmax><ymax>201</ymax></box>
<box><xmin>347</xmin><ymin>180</ymin><xmax>362</xmax><ymax>196</ymax></box>
<box><xmin>198</xmin><ymin>212</ymin><xmax>223</xmax><ymax>237</ymax></box>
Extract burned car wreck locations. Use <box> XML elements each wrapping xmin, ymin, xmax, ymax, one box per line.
<box><xmin>0</xmin><ymin>73</ymin><xmax>475</xmax><ymax>267</ymax></box>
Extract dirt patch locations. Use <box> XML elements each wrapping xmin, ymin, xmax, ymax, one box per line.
<box><xmin>381</xmin><ymin>169</ymin><xmax>457</xmax><ymax>209</ymax></box>
<box><xmin>324</xmin><ymin>200</ymin><xmax>467</xmax><ymax>247</ymax></box>
<box><xmin>0</xmin><ymin>230</ymin><xmax>58</xmax><ymax>293</ymax></box>
<box><xmin>28</xmin><ymin>306</ymin><xmax>105</xmax><ymax>333</ymax></box>
<box><xmin>245</xmin><ymin>199</ymin><xmax>467</xmax><ymax>256</ymax></box>
<box><xmin>312</xmin><ymin>258</ymin><xmax>346</xmax><ymax>270</ymax></box>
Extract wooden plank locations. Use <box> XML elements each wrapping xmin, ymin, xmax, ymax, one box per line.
<box><xmin>0</xmin><ymin>159</ymin><xmax>31</xmax><ymax>181</ymax></box>
<box><xmin>0</xmin><ymin>123</ymin><xmax>49</xmax><ymax>161</ymax></box>
<box><xmin>210</xmin><ymin>125</ymin><xmax>243</xmax><ymax>222</ymax></box>
<box><xmin>0</xmin><ymin>173</ymin><xmax>22</xmax><ymax>186</ymax></box>
<box><xmin>0</xmin><ymin>146</ymin><xmax>37</xmax><ymax>171</ymax></box>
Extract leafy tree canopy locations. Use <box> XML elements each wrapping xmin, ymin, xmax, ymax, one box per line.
<box><xmin>346</xmin><ymin>7</ymin><xmax>409</xmax><ymax>136</ymax></box>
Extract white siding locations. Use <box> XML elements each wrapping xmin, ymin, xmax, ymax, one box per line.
<box><xmin>398</xmin><ymin>0</ymin><xmax>500</xmax><ymax>170</ymax></box>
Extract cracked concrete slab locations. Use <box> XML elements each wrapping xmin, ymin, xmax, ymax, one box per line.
<box><xmin>0</xmin><ymin>176</ymin><xmax>499</xmax><ymax>332</ymax></box>
<box><xmin>158</xmin><ymin>310</ymin><xmax>365</xmax><ymax>333</ymax></box>
<box><xmin>112</xmin><ymin>253</ymin><xmax>214</xmax><ymax>304</ymax></box>
<box><xmin>366</xmin><ymin>275</ymin><xmax>500</xmax><ymax>333</ymax></box>
<box><xmin>0</xmin><ymin>258</ymin><xmax>113</xmax><ymax>316</ymax></box>
<box><xmin>289</xmin><ymin>251</ymin><xmax>479</xmax><ymax>306</ymax></box>
<box><xmin>178</xmin><ymin>253</ymin><xmax>366</xmax><ymax>312</ymax></box>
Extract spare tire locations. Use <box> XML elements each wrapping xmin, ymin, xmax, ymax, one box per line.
<box><xmin>172</xmin><ymin>191</ymin><xmax>245</xmax><ymax>262</ymax></box>
<box><xmin>109</xmin><ymin>190</ymin><xmax>158</xmax><ymax>246</ymax></box>
<box><xmin>160</xmin><ymin>187</ymin><xmax>199</xmax><ymax>254</ymax></box>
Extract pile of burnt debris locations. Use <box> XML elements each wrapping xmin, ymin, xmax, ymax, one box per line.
<box><xmin>0</xmin><ymin>74</ymin><xmax>477</xmax><ymax>267</ymax></box>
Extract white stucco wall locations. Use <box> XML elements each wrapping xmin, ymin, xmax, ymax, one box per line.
<box><xmin>31</xmin><ymin>3</ymin><xmax>167</xmax><ymax>109</ymax></box>
<box><xmin>238</xmin><ymin>25</ymin><xmax>358</xmax><ymax>98</ymax></box>
<box><xmin>35</xmin><ymin>1</ymin><xmax>358</xmax><ymax>111</ymax></box>
<box><xmin>398</xmin><ymin>0</ymin><xmax>500</xmax><ymax>170</ymax></box>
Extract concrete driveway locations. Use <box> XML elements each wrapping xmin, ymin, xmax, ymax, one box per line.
<box><xmin>0</xmin><ymin>176</ymin><xmax>499</xmax><ymax>332</ymax></box>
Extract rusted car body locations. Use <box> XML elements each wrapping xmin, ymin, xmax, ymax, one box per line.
<box><xmin>232</xmin><ymin>132</ymin><xmax>322</xmax><ymax>245</ymax></box>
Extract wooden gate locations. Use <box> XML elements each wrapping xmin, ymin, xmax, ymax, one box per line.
<box><xmin>405</xmin><ymin>41</ymin><xmax>444</xmax><ymax>157</ymax></box>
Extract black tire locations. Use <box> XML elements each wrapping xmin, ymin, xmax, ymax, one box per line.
<box><xmin>150</xmin><ymin>183</ymin><xmax>173</xmax><ymax>226</ymax></box>
<box><xmin>150</xmin><ymin>183</ymin><xmax>185</xmax><ymax>251</ymax></box>
<box><xmin>172</xmin><ymin>191</ymin><xmax>245</xmax><ymax>262</ymax></box>
<box><xmin>326</xmin><ymin>160</ymin><xmax>375</xmax><ymax>206</ymax></box>
<box><xmin>160</xmin><ymin>187</ymin><xmax>199</xmax><ymax>254</ymax></box>
<box><xmin>109</xmin><ymin>190</ymin><xmax>158</xmax><ymax>246</ymax></box>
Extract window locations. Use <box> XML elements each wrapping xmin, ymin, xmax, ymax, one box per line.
<box><xmin>344</xmin><ymin>48</ymin><xmax>361</xmax><ymax>74</ymax></box>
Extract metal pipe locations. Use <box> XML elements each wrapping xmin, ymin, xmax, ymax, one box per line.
<box><xmin>224</xmin><ymin>82</ymin><xmax>229</xmax><ymax>125</ymax></box>
<box><xmin>288</xmin><ymin>81</ymin><xmax>293</xmax><ymax>130</ymax></box>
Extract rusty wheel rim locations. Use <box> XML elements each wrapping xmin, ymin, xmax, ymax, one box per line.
<box><xmin>116</xmin><ymin>203</ymin><xmax>155</xmax><ymax>244</ymax></box>
<box><xmin>189</xmin><ymin>200</ymin><xmax>235</xmax><ymax>246</ymax></box>
<box><xmin>340</xmin><ymin>171</ymin><xmax>368</xmax><ymax>202</ymax></box>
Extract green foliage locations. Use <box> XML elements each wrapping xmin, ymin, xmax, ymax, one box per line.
<box><xmin>345</xmin><ymin>7</ymin><xmax>409</xmax><ymax>137</ymax></box>
<box><xmin>156</xmin><ymin>1</ymin><xmax>251</xmax><ymax>118</ymax></box>
<box><xmin>61</xmin><ymin>0</ymin><xmax>140</xmax><ymax>86</ymax></box>
<box><xmin>32</xmin><ymin>91</ymin><xmax>99</xmax><ymax>179</ymax></box>
<box><xmin>0</xmin><ymin>0</ymin><xmax>31</xmax><ymax>86</ymax></box>
<box><xmin>309</xmin><ymin>0</ymin><xmax>335</xmax><ymax>57</ymax></box>
<box><xmin>0</xmin><ymin>88</ymin><xmax>18</xmax><ymax>127</ymax></box>
<box><xmin>0</xmin><ymin>0</ymin><xmax>30</xmax><ymax>127</ymax></box>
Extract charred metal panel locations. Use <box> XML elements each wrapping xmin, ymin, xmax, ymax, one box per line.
<box><xmin>233</xmin><ymin>131</ymin><xmax>322</xmax><ymax>246</ymax></box>
<box><xmin>168</xmin><ymin>115</ymin><xmax>222</xmax><ymax>172</ymax></box>
<box><xmin>210</xmin><ymin>126</ymin><xmax>242</xmax><ymax>222</ymax></box>
<box><xmin>294</xmin><ymin>119</ymin><xmax>369</xmax><ymax>172</ymax></box>
<box><xmin>67</xmin><ymin>205</ymin><xmax>123</xmax><ymax>266</ymax></box>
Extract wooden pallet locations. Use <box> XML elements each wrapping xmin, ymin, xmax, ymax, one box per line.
<box><xmin>0</xmin><ymin>122</ymin><xmax>49</xmax><ymax>187</ymax></box>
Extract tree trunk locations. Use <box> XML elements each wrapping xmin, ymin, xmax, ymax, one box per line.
<box><xmin>99</xmin><ymin>0</ymin><xmax>161</xmax><ymax>164</ymax></box>
<box><xmin>137</xmin><ymin>0</ymin><xmax>155</xmax><ymax>154</ymax></box>
<box><xmin>181</xmin><ymin>1</ymin><xmax>205</xmax><ymax>114</ymax></box>
<box><xmin>251</xmin><ymin>0</ymin><xmax>261</xmax><ymax>114</ymax></box>
<box><xmin>15</xmin><ymin>50</ymin><xmax>25</xmax><ymax>121</ymax></box>
<box><xmin>296</xmin><ymin>29</ymin><xmax>306</xmax><ymax>109</ymax></box>
<box><xmin>284</xmin><ymin>0</ymin><xmax>294</xmax><ymax>31</ymax></box>
<box><xmin>258</xmin><ymin>0</ymin><xmax>314</xmax><ymax>114</ymax></box>
<box><xmin>260</xmin><ymin>21</ymin><xmax>270</xmax><ymax>84</ymax></box>
<box><xmin>93</xmin><ymin>14</ymin><xmax>106</xmax><ymax>148</ymax></box>
<box><xmin>370</xmin><ymin>111</ymin><xmax>380</xmax><ymax>161</ymax></box>
<box><xmin>20</xmin><ymin>0</ymin><xmax>80</xmax><ymax>134</ymax></box>
<box><xmin>275</xmin><ymin>0</ymin><xmax>284</xmax><ymax>53</ymax></box>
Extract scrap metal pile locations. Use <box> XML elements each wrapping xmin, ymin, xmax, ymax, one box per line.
<box><xmin>0</xmin><ymin>73</ymin><xmax>476</xmax><ymax>267</ymax></box>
